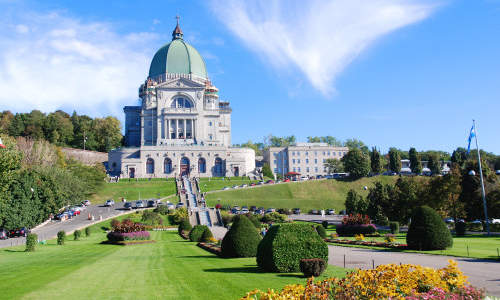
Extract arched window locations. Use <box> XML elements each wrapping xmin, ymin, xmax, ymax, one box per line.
<box><xmin>214</xmin><ymin>157</ymin><xmax>223</xmax><ymax>176</ymax></box>
<box><xmin>170</xmin><ymin>97</ymin><xmax>193</xmax><ymax>109</ymax></box>
<box><xmin>164</xmin><ymin>158</ymin><xmax>172</xmax><ymax>174</ymax></box>
<box><xmin>180</xmin><ymin>157</ymin><xmax>190</xmax><ymax>176</ymax></box>
<box><xmin>198</xmin><ymin>158</ymin><xmax>206</xmax><ymax>173</ymax></box>
<box><xmin>146</xmin><ymin>158</ymin><xmax>154</xmax><ymax>174</ymax></box>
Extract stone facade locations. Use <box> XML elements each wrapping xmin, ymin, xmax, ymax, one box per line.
<box><xmin>108</xmin><ymin>22</ymin><xmax>255</xmax><ymax>178</ymax></box>
<box><xmin>263</xmin><ymin>143</ymin><xmax>348</xmax><ymax>177</ymax></box>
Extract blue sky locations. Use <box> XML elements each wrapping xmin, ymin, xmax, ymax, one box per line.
<box><xmin>0</xmin><ymin>0</ymin><xmax>499</xmax><ymax>154</ymax></box>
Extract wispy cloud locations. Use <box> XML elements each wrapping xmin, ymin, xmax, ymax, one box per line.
<box><xmin>211</xmin><ymin>0</ymin><xmax>439</xmax><ymax>95</ymax></box>
<box><xmin>0</xmin><ymin>11</ymin><xmax>159</xmax><ymax>116</ymax></box>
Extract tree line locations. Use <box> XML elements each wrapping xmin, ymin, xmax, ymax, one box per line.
<box><xmin>0</xmin><ymin>110</ymin><xmax>123</xmax><ymax>152</ymax></box>
<box><xmin>0</xmin><ymin>135</ymin><xmax>106</xmax><ymax>230</ymax></box>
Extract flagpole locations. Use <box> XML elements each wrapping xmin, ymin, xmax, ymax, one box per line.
<box><xmin>473</xmin><ymin>120</ymin><xmax>490</xmax><ymax>236</ymax></box>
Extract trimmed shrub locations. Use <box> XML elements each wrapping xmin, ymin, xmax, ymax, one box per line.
<box><xmin>220</xmin><ymin>211</ymin><xmax>233</xmax><ymax>226</ymax></box>
<box><xmin>154</xmin><ymin>205</ymin><xmax>169</xmax><ymax>215</ymax></box>
<box><xmin>201</xmin><ymin>227</ymin><xmax>214</xmax><ymax>242</ymax></box>
<box><xmin>261</xmin><ymin>212</ymin><xmax>287</xmax><ymax>223</ymax></box>
<box><xmin>316</xmin><ymin>225</ymin><xmax>327</xmax><ymax>239</ymax></box>
<box><xmin>455</xmin><ymin>221</ymin><xmax>466</xmax><ymax>236</ymax></box>
<box><xmin>189</xmin><ymin>225</ymin><xmax>209</xmax><ymax>242</ymax></box>
<box><xmin>25</xmin><ymin>233</ymin><xmax>37</xmax><ymax>252</ymax></box>
<box><xmin>107</xmin><ymin>231</ymin><xmax>150</xmax><ymax>242</ymax></box>
<box><xmin>389</xmin><ymin>221</ymin><xmax>399</xmax><ymax>234</ymax></box>
<box><xmin>406</xmin><ymin>206</ymin><xmax>453</xmax><ymax>250</ymax></box>
<box><xmin>74</xmin><ymin>230</ymin><xmax>82</xmax><ymax>241</ymax></box>
<box><xmin>141</xmin><ymin>211</ymin><xmax>162</xmax><ymax>225</ymax></box>
<box><xmin>85</xmin><ymin>227</ymin><xmax>91</xmax><ymax>237</ymax></box>
<box><xmin>257</xmin><ymin>223</ymin><xmax>329</xmax><ymax>273</ymax></box>
<box><xmin>321</xmin><ymin>220</ymin><xmax>329</xmax><ymax>229</ymax></box>
<box><xmin>242</xmin><ymin>213</ymin><xmax>261</xmax><ymax>229</ymax></box>
<box><xmin>178</xmin><ymin>218</ymin><xmax>192</xmax><ymax>235</ymax></box>
<box><xmin>336</xmin><ymin>224</ymin><xmax>376</xmax><ymax>236</ymax></box>
<box><xmin>57</xmin><ymin>231</ymin><xmax>66</xmax><ymax>245</ymax></box>
<box><xmin>221</xmin><ymin>215</ymin><xmax>262</xmax><ymax>258</ymax></box>
<box><xmin>299</xmin><ymin>258</ymin><xmax>327</xmax><ymax>277</ymax></box>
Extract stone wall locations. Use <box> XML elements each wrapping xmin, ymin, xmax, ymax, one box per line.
<box><xmin>61</xmin><ymin>148</ymin><xmax>108</xmax><ymax>166</ymax></box>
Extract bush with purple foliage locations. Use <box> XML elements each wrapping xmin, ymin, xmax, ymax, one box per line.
<box><xmin>107</xmin><ymin>231</ymin><xmax>150</xmax><ymax>242</ymax></box>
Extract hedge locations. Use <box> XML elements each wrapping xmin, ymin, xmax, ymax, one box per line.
<box><xmin>406</xmin><ymin>206</ymin><xmax>453</xmax><ymax>251</ymax></box>
<box><xmin>256</xmin><ymin>223</ymin><xmax>328</xmax><ymax>273</ymax></box>
<box><xmin>178</xmin><ymin>219</ymin><xmax>192</xmax><ymax>235</ymax></box>
<box><xmin>455</xmin><ymin>222</ymin><xmax>466</xmax><ymax>236</ymax></box>
<box><xmin>316</xmin><ymin>225</ymin><xmax>327</xmax><ymax>239</ymax></box>
<box><xmin>189</xmin><ymin>225</ymin><xmax>210</xmax><ymax>242</ymax></box>
<box><xmin>336</xmin><ymin>224</ymin><xmax>376</xmax><ymax>236</ymax></box>
<box><xmin>221</xmin><ymin>215</ymin><xmax>262</xmax><ymax>258</ymax></box>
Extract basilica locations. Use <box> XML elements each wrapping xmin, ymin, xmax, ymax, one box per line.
<box><xmin>108</xmin><ymin>21</ymin><xmax>255</xmax><ymax>178</ymax></box>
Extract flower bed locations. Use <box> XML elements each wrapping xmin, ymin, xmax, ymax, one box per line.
<box><xmin>107</xmin><ymin>231</ymin><xmax>151</xmax><ymax>242</ymax></box>
<box><xmin>336</xmin><ymin>214</ymin><xmax>378</xmax><ymax>236</ymax></box>
<box><xmin>241</xmin><ymin>260</ymin><xmax>484</xmax><ymax>299</ymax></box>
<box><xmin>325</xmin><ymin>238</ymin><xmax>408</xmax><ymax>249</ymax></box>
<box><xmin>197</xmin><ymin>242</ymin><xmax>222</xmax><ymax>256</ymax></box>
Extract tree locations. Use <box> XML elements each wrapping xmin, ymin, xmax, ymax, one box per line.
<box><xmin>344</xmin><ymin>138</ymin><xmax>369</xmax><ymax>154</ymax></box>
<box><xmin>262</xmin><ymin>163</ymin><xmax>273</xmax><ymax>178</ymax></box>
<box><xmin>451</xmin><ymin>148</ymin><xmax>467</xmax><ymax>168</ymax></box>
<box><xmin>324</xmin><ymin>158</ymin><xmax>344</xmax><ymax>174</ymax></box>
<box><xmin>427</xmin><ymin>153</ymin><xmax>441</xmax><ymax>175</ymax></box>
<box><xmin>345</xmin><ymin>189</ymin><xmax>368</xmax><ymax>215</ymax></box>
<box><xmin>366</xmin><ymin>182</ymin><xmax>391</xmax><ymax>225</ymax></box>
<box><xmin>341</xmin><ymin>148</ymin><xmax>370</xmax><ymax>179</ymax></box>
<box><xmin>370</xmin><ymin>147</ymin><xmax>382</xmax><ymax>174</ymax></box>
<box><xmin>409</xmin><ymin>148</ymin><xmax>422</xmax><ymax>174</ymax></box>
<box><xmin>388</xmin><ymin>148</ymin><xmax>402</xmax><ymax>173</ymax></box>
<box><xmin>406</xmin><ymin>206</ymin><xmax>453</xmax><ymax>250</ymax></box>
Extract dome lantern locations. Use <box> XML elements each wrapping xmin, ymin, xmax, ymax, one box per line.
<box><xmin>172</xmin><ymin>15</ymin><xmax>183</xmax><ymax>40</ymax></box>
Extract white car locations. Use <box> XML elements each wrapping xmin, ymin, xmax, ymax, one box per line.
<box><xmin>176</xmin><ymin>202</ymin><xmax>184</xmax><ymax>209</ymax></box>
<box><xmin>222</xmin><ymin>187</ymin><xmax>230</xmax><ymax>191</ymax></box>
<box><xmin>82</xmin><ymin>200</ymin><xmax>91</xmax><ymax>206</ymax></box>
<box><xmin>491</xmin><ymin>219</ymin><xmax>500</xmax><ymax>224</ymax></box>
<box><xmin>167</xmin><ymin>202</ymin><xmax>175</xmax><ymax>210</ymax></box>
<box><xmin>105</xmin><ymin>199</ymin><xmax>115</xmax><ymax>207</ymax></box>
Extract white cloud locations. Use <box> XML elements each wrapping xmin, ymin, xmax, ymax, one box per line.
<box><xmin>210</xmin><ymin>0</ymin><xmax>439</xmax><ymax>95</ymax></box>
<box><xmin>0</xmin><ymin>11</ymin><xmax>160</xmax><ymax>117</ymax></box>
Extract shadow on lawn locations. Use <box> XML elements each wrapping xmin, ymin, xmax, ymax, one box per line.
<box><xmin>204</xmin><ymin>266</ymin><xmax>262</xmax><ymax>274</ymax></box>
<box><xmin>177</xmin><ymin>255</ymin><xmax>220</xmax><ymax>259</ymax></box>
<box><xmin>3</xmin><ymin>249</ymin><xmax>25</xmax><ymax>253</ymax></box>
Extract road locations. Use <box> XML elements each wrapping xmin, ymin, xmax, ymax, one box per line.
<box><xmin>0</xmin><ymin>202</ymin><xmax>133</xmax><ymax>248</ymax></box>
<box><xmin>328</xmin><ymin>245</ymin><xmax>500</xmax><ymax>296</ymax></box>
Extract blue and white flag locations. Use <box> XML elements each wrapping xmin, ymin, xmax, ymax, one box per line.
<box><xmin>467</xmin><ymin>124</ymin><xmax>475</xmax><ymax>154</ymax></box>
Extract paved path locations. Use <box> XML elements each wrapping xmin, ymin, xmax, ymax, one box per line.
<box><xmin>0</xmin><ymin>202</ymin><xmax>134</xmax><ymax>248</ymax></box>
<box><xmin>328</xmin><ymin>245</ymin><xmax>500</xmax><ymax>296</ymax></box>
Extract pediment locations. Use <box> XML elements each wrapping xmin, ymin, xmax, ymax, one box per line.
<box><xmin>157</xmin><ymin>77</ymin><xmax>205</xmax><ymax>89</ymax></box>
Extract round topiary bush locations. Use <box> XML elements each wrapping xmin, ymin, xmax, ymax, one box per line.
<box><xmin>455</xmin><ymin>221</ymin><xmax>466</xmax><ymax>236</ymax></box>
<box><xmin>316</xmin><ymin>225</ymin><xmax>327</xmax><ymax>239</ymax></box>
<box><xmin>406</xmin><ymin>206</ymin><xmax>453</xmax><ymax>250</ymax></box>
<box><xmin>57</xmin><ymin>230</ymin><xmax>66</xmax><ymax>245</ymax></box>
<box><xmin>221</xmin><ymin>215</ymin><xmax>262</xmax><ymax>258</ymax></box>
<box><xmin>389</xmin><ymin>221</ymin><xmax>399</xmax><ymax>234</ymax></box>
<box><xmin>25</xmin><ymin>233</ymin><xmax>37</xmax><ymax>252</ymax></box>
<box><xmin>189</xmin><ymin>225</ymin><xmax>209</xmax><ymax>242</ymax></box>
<box><xmin>178</xmin><ymin>219</ymin><xmax>192</xmax><ymax>235</ymax></box>
<box><xmin>299</xmin><ymin>258</ymin><xmax>327</xmax><ymax>277</ymax></box>
<box><xmin>257</xmin><ymin>223</ymin><xmax>329</xmax><ymax>273</ymax></box>
<box><xmin>321</xmin><ymin>220</ymin><xmax>329</xmax><ymax>229</ymax></box>
<box><xmin>201</xmin><ymin>227</ymin><xmax>214</xmax><ymax>242</ymax></box>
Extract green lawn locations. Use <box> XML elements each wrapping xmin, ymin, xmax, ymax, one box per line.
<box><xmin>0</xmin><ymin>220</ymin><xmax>347</xmax><ymax>300</ymax></box>
<box><xmin>205</xmin><ymin>176</ymin><xmax>398</xmax><ymax>212</ymax></box>
<box><xmin>90</xmin><ymin>179</ymin><xmax>177</xmax><ymax>204</ymax></box>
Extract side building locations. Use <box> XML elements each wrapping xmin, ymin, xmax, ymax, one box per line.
<box><xmin>263</xmin><ymin>143</ymin><xmax>349</xmax><ymax>178</ymax></box>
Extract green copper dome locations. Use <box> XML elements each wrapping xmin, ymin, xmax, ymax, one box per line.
<box><xmin>148</xmin><ymin>23</ymin><xmax>208</xmax><ymax>79</ymax></box>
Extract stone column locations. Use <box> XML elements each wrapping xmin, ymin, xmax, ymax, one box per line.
<box><xmin>140</xmin><ymin>110</ymin><xmax>145</xmax><ymax>146</ymax></box>
<box><xmin>176</xmin><ymin>119</ymin><xmax>179</xmax><ymax>139</ymax></box>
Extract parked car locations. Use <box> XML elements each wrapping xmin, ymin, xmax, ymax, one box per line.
<box><xmin>0</xmin><ymin>229</ymin><xmax>8</xmax><ymax>240</ymax></box>
<box><xmin>250</xmin><ymin>182</ymin><xmax>256</xmax><ymax>186</ymax></box>
<box><xmin>70</xmin><ymin>209</ymin><xmax>81</xmax><ymax>215</ymax></box>
<box><xmin>82</xmin><ymin>200</ymin><xmax>91</xmax><ymax>206</ymax></box>
<box><xmin>250</xmin><ymin>206</ymin><xmax>257</xmax><ymax>211</ymax></box>
<box><xmin>300</xmin><ymin>176</ymin><xmax>309</xmax><ymax>181</ymax></box>
<box><xmin>254</xmin><ymin>209</ymin><xmax>264</xmax><ymax>215</ymax></box>
<box><xmin>310</xmin><ymin>209</ymin><xmax>319</xmax><ymax>215</ymax></box>
<box><xmin>240</xmin><ymin>184</ymin><xmax>248</xmax><ymax>188</ymax></box>
<box><xmin>292</xmin><ymin>208</ymin><xmax>301</xmax><ymax>214</ymax></box>
<box><xmin>147</xmin><ymin>200</ymin><xmax>156</xmax><ymax>208</ymax></box>
<box><xmin>124</xmin><ymin>202</ymin><xmax>133</xmax><ymax>210</ymax></box>
<box><xmin>257</xmin><ymin>181</ymin><xmax>264</xmax><ymax>185</ymax></box>
<box><xmin>167</xmin><ymin>202</ymin><xmax>175</xmax><ymax>210</ymax></box>
<box><xmin>265</xmin><ymin>180</ymin><xmax>274</xmax><ymax>184</ymax></box>
<box><xmin>135</xmin><ymin>201</ymin><xmax>144</xmax><ymax>209</ymax></box>
<box><xmin>258</xmin><ymin>207</ymin><xmax>265</xmax><ymax>211</ymax></box>
<box><xmin>326</xmin><ymin>209</ymin><xmax>335</xmax><ymax>215</ymax></box>
<box><xmin>266</xmin><ymin>208</ymin><xmax>276</xmax><ymax>214</ymax></box>
<box><xmin>233</xmin><ymin>206</ymin><xmax>240</xmax><ymax>210</ymax></box>
<box><xmin>471</xmin><ymin>219</ymin><xmax>482</xmax><ymax>224</ymax></box>
<box><xmin>232</xmin><ymin>185</ymin><xmax>239</xmax><ymax>189</ymax></box>
<box><xmin>9</xmin><ymin>227</ymin><xmax>30</xmax><ymax>237</ymax></box>
<box><xmin>444</xmin><ymin>217</ymin><xmax>455</xmax><ymax>223</ymax></box>
<box><xmin>176</xmin><ymin>202</ymin><xmax>184</xmax><ymax>209</ymax></box>
<box><xmin>241</xmin><ymin>208</ymin><xmax>249</xmax><ymax>214</ymax></box>
<box><xmin>222</xmin><ymin>186</ymin><xmax>230</xmax><ymax>191</ymax></box>
<box><xmin>495</xmin><ymin>170</ymin><xmax>500</xmax><ymax>175</ymax></box>
<box><xmin>105</xmin><ymin>199</ymin><xmax>115</xmax><ymax>207</ymax></box>
<box><xmin>231</xmin><ymin>208</ymin><xmax>239</xmax><ymax>214</ymax></box>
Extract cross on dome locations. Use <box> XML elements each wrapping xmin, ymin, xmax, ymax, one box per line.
<box><xmin>172</xmin><ymin>15</ymin><xmax>183</xmax><ymax>40</ymax></box>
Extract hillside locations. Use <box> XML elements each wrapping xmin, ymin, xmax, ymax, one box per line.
<box><xmin>205</xmin><ymin>176</ymin><xmax>398</xmax><ymax>212</ymax></box>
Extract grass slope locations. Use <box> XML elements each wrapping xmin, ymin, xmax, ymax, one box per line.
<box><xmin>205</xmin><ymin>176</ymin><xmax>397</xmax><ymax>212</ymax></box>
<box><xmin>0</xmin><ymin>220</ymin><xmax>346</xmax><ymax>300</ymax></box>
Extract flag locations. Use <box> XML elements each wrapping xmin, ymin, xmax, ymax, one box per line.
<box><xmin>467</xmin><ymin>124</ymin><xmax>475</xmax><ymax>154</ymax></box>
<box><xmin>0</xmin><ymin>138</ymin><xmax>5</xmax><ymax>149</ymax></box>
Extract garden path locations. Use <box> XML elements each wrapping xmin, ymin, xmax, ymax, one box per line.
<box><xmin>328</xmin><ymin>245</ymin><xmax>500</xmax><ymax>296</ymax></box>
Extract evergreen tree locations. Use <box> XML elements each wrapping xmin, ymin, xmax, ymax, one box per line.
<box><xmin>427</xmin><ymin>153</ymin><xmax>441</xmax><ymax>175</ymax></box>
<box><xmin>262</xmin><ymin>163</ymin><xmax>273</xmax><ymax>178</ymax></box>
<box><xmin>388</xmin><ymin>148</ymin><xmax>402</xmax><ymax>173</ymax></box>
<box><xmin>451</xmin><ymin>148</ymin><xmax>467</xmax><ymax>168</ymax></box>
<box><xmin>409</xmin><ymin>148</ymin><xmax>422</xmax><ymax>174</ymax></box>
<box><xmin>370</xmin><ymin>147</ymin><xmax>382</xmax><ymax>174</ymax></box>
